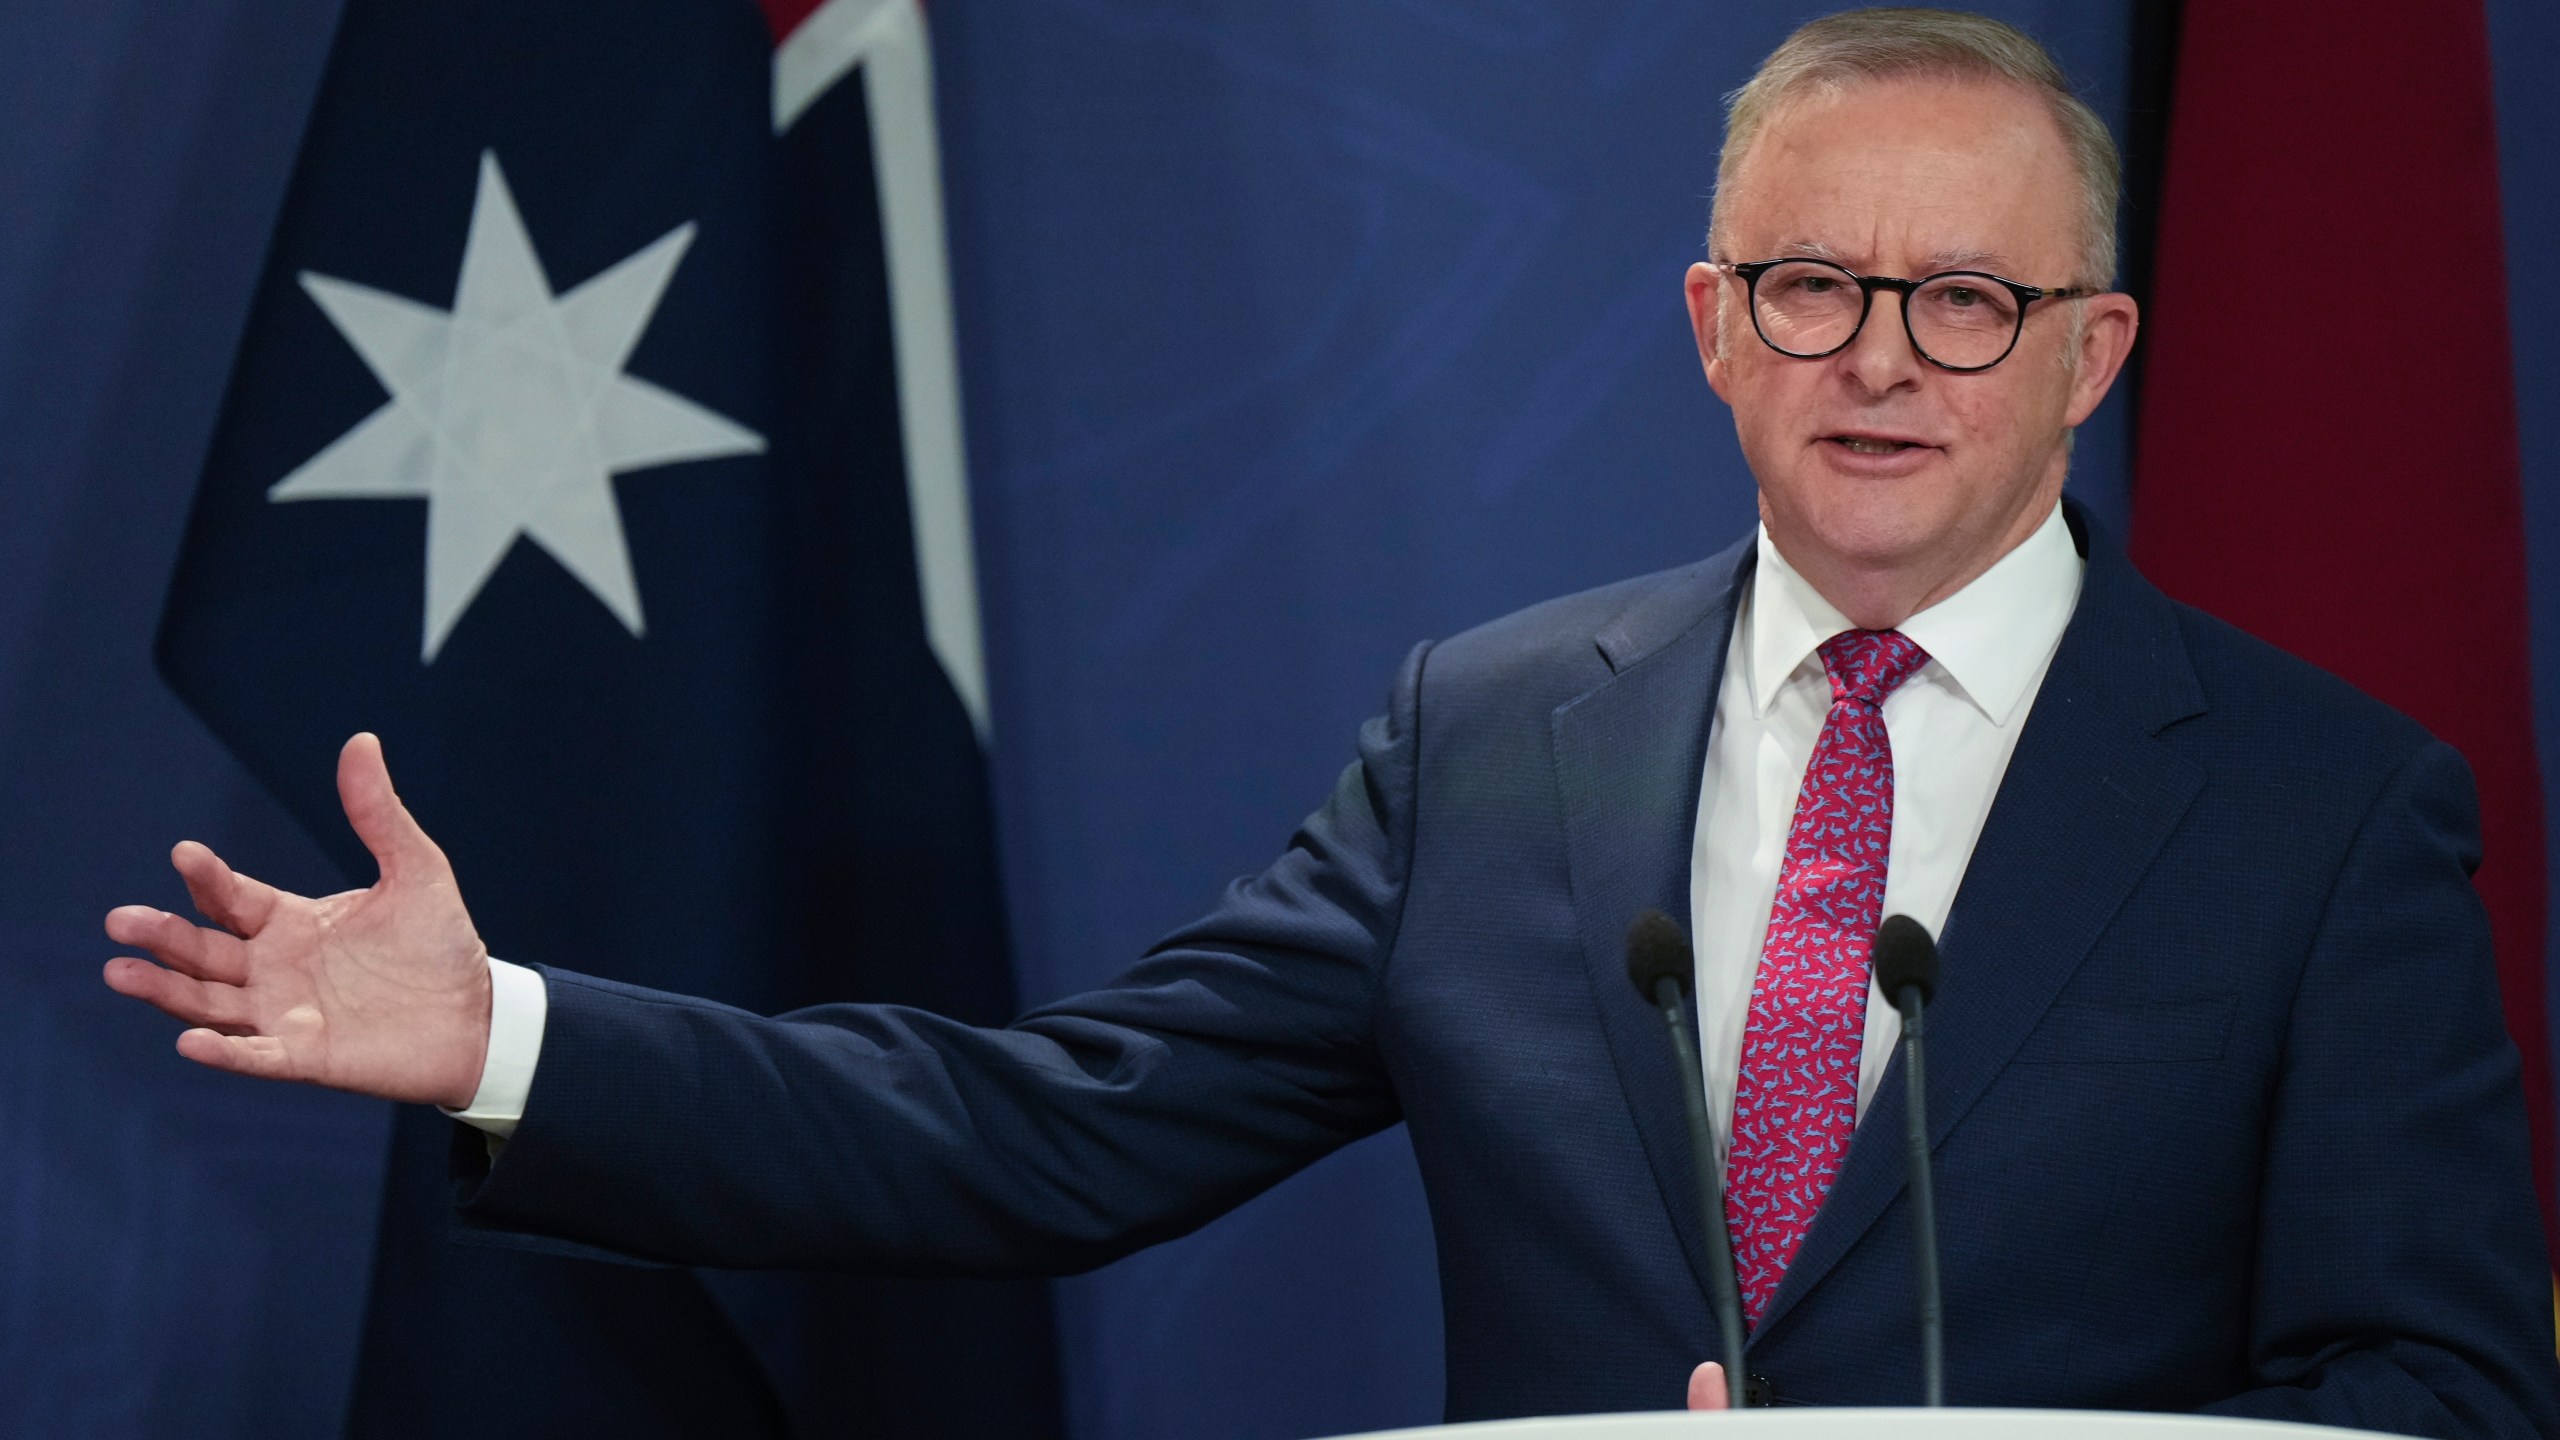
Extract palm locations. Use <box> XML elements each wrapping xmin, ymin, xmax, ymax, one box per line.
<box><xmin>104</xmin><ymin>734</ymin><xmax>493</xmax><ymax>1108</ymax></box>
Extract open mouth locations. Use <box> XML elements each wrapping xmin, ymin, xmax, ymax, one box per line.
<box><xmin>1826</xmin><ymin>435</ymin><xmax>1929</xmax><ymax>456</ymax></box>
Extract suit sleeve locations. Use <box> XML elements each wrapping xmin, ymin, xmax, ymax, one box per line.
<box><xmin>450</xmin><ymin>642</ymin><xmax>1434</xmax><ymax>1277</ymax></box>
<box><xmin>2199</xmin><ymin>740</ymin><xmax>2560</xmax><ymax>1437</ymax></box>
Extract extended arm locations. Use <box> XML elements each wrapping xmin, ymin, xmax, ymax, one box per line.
<box><xmin>107</xmin><ymin>651</ymin><xmax>1433</xmax><ymax>1279</ymax></box>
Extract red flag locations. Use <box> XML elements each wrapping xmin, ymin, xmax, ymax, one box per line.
<box><xmin>2130</xmin><ymin>0</ymin><xmax>2554</xmax><ymax>1251</ymax></box>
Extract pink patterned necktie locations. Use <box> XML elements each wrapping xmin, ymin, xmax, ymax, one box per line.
<box><xmin>1724</xmin><ymin>627</ymin><xmax>1930</xmax><ymax>1326</ymax></box>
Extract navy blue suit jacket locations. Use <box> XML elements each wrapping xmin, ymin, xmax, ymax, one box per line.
<box><xmin>459</xmin><ymin>507</ymin><xmax>2560</xmax><ymax>1434</ymax></box>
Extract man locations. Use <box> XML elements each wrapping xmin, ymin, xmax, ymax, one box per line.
<box><xmin>100</xmin><ymin>9</ymin><xmax>2560</xmax><ymax>1431</ymax></box>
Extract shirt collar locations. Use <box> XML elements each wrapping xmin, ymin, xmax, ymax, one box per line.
<box><xmin>1743</xmin><ymin>500</ymin><xmax>2083</xmax><ymax>726</ymax></box>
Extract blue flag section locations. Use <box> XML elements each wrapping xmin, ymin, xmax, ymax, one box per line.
<box><xmin>155</xmin><ymin>0</ymin><xmax>1058</xmax><ymax>1435</ymax></box>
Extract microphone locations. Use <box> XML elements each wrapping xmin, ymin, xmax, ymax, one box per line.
<box><xmin>1873</xmin><ymin>914</ymin><xmax>1944</xmax><ymax>1407</ymax></box>
<box><xmin>1624</xmin><ymin>909</ymin><xmax>1750</xmax><ymax>1407</ymax></box>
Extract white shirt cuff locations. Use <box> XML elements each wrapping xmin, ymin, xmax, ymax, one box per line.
<box><xmin>441</xmin><ymin>957</ymin><xmax>547</xmax><ymax>1139</ymax></box>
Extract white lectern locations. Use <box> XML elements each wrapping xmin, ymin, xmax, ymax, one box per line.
<box><xmin>1329</xmin><ymin>1410</ymin><xmax>2388</xmax><ymax>1440</ymax></box>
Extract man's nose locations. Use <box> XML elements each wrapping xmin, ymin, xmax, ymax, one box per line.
<box><xmin>1838</xmin><ymin>289</ymin><xmax>1925</xmax><ymax>392</ymax></box>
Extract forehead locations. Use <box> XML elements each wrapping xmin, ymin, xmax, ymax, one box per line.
<box><xmin>1722</xmin><ymin>75</ymin><xmax>2081</xmax><ymax>273</ymax></box>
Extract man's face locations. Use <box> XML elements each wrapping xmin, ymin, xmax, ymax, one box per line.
<box><xmin>1686</xmin><ymin>76</ymin><xmax>2137</xmax><ymax>610</ymax></box>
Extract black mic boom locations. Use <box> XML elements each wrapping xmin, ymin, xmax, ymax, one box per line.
<box><xmin>1623</xmin><ymin>909</ymin><xmax>1750</xmax><ymax>1407</ymax></box>
<box><xmin>1624</xmin><ymin>909</ymin><xmax>1693</xmax><ymax>1000</ymax></box>
<box><xmin>1874</xmin><ymin>914</ymin><xmax>1945</xmax><ymax>1407</ymax></box>
<box><xmin>1874</xmin><ymin>913</ymin><xmax>1940</xmax><ymax>1008</ymax></box>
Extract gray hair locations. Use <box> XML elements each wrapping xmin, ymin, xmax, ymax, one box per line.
<box><xmin>1711</xmin><ymin>8</ymin><xmax>2121</xmax><ymax>287</ymax></box>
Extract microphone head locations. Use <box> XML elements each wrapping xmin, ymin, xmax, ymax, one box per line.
<box><xmin>1873</xmin><ymin>914</ymin><xmax>1940</xmax><ymax>1006</ymax></box>
<box><xmin>1625</xmin><ymin>909</ymin><xmax>1695</xmax><ymax>1003</ymax></box>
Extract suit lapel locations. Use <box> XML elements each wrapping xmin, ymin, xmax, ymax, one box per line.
<box><xmin>1749</xmin><ymin>508</ymin><xmax>2209</xmax><ymax>1341</ymax></box>
<box><xmin>1552</xmin><ymin>540</ymin><xmax>1750</xmax><ymax>1317</ymax></box>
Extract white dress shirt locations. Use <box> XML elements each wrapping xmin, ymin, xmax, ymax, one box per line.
<box><xmin>1688</xmin><ymin>500</ymin><xmax>2082</xmax><ymax>1167</ymax></box>
<box><xmin>446</xmin><ymin>955</ymin><xmax>545</xmax><ymax>1138</ymax></box>
<box><xmin>453</xmin><ymin>502</ymin><xmax>2084</xmax><ymax>1142</ymax></box>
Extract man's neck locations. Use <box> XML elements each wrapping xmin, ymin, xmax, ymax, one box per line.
<box><xmin>1763</xmin><ymin>480</ymin><xmax>2067</xmax><ymax>632</ymax></box>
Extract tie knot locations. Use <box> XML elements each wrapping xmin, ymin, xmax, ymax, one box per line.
<box><xmin>1817</xmin><ymin>628</ymin><xmax>1930</xmax><ymax>709</ymax></box>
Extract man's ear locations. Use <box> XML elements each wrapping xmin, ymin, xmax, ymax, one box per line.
<box><xmin>1686</xmin><ymin>262</ymin><xmax>1734</xmax><ymax>404</ymax></box>
<box><xmin>2063</xmin><ymin>291</ymin><xmax>2140</xmax><ymax>428</ymax></box>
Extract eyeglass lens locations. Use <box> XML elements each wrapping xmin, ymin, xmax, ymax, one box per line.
<box><xmin>1751</xmin><ymin>260</ymin><xmax>2023</xmax><ymax>370</ymax></box>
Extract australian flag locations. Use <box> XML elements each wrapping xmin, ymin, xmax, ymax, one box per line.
<box><xmin>156</xmin><ymin>1</ymin><xmax>1060</xmax><ymax>1435</ymax></box>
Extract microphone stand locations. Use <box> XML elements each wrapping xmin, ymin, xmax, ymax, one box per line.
<box><xmin>1874</xmin><ymin>912</ymin><xmax>1946</xmax><ymax>1408</ymax></box>
<box><xmin>1646</xmin><ymin>972</ymin><xmax>1751</xmax><ymax>1407</ymax></box>
<box><xmin>1891</xmin><ymin>983</ymin><xmax>1944</xmax><ymax>1406</ymax></box>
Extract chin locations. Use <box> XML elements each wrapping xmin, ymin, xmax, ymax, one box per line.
<box><xmin>1785</xmin><ymin>486</ymin><xmax>1953</xmax><ymax>570</ymax></box>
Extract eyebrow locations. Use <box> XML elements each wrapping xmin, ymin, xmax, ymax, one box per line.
<box><xmin>1772</xmin><ymin>238</ymin><xmax>1853</xmax><ymax>263</ymax></box>
<box><xmin>1765</xmin><ymin>239</ymin><xmax>2016</xmax><ymax>274</ymax></box>
<box><xmin>1918</xmin><ymin>247</ymin><xmax>2011</xmax><ymax>273</ymax></box>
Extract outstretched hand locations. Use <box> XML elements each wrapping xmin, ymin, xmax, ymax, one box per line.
<box><xmin>102</xmin><ymin>733</ymin><xmax>492</xmax><ymax>1108</ymax></box>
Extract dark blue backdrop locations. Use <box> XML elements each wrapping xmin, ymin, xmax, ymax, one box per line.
<box><xmin>0</xmin><ymin>3</ymin><xmax>2545</xmax><ymax>1437</ymax></box>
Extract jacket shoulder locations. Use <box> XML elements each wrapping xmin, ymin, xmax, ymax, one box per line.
<box><xmin>2162</xmin><ymin>596</ymin><xmax>2445</xmax><ymax>780</ymax></box>
<box><xmin>1419</xmin><ymin>540</ymin><xmax>1746</xmax><ymax>708</ymax></box>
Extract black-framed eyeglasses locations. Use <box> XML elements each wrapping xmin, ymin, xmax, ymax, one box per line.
<box><xmin>1721</xmin><ymin>259</ymin><xmax>2097</xmax><ymax>372</ymax></box>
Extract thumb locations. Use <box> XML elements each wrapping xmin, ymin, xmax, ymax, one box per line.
<box><xmin>337</xmin><ymin>732</ymin><xmax>437</xmax><ymax>881</ymax></box>
<box><xmin>1688</xmin><ymin>1361</ymin><xmax>1730</xmax><ymax>1412</ymax></box>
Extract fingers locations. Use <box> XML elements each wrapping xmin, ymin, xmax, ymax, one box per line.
<box><xmin>1688</xmin><ymin>1361</ymin><xmax>1730</xmax><ymax>1412</ymax></box>
<box><xmin>168</xmin><ymin>841</ymin><xmax>281</xmax><ymax>940</ymax></box>
<box><xmin>107</xmin><ymin>959</ymin><xmax>314</xmax><ymax>1084</ymax></box>
<box><xmin>336</xmin><ymin>732</ymin><xmax>445</xmax><ymax>883</ymax></box>
<box><xmin>101</xmin><ymin>956</ymin><xmax>256</xmax><ymax>1032</ymax></box>
<box><xmin>105</xmin><ymin>903</ymin><xmax>251</xmax><ymax>984</ymax></box>
<box><xmin>174</xmin><ymin>1028</ymin><xmax>300</xmax><ymax>1081</ymax></box>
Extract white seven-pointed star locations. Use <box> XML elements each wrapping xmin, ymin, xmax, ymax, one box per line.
<box><xmin>272</xmin><ymin>150</ymin><xmax>765</xmax><ymax>660</ymax></box>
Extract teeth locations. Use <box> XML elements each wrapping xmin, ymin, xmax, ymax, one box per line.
<box><xmin>1838</xmin><ymin>437</ymin><xmax>1911</xmax><ymax>455</ymax></box>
